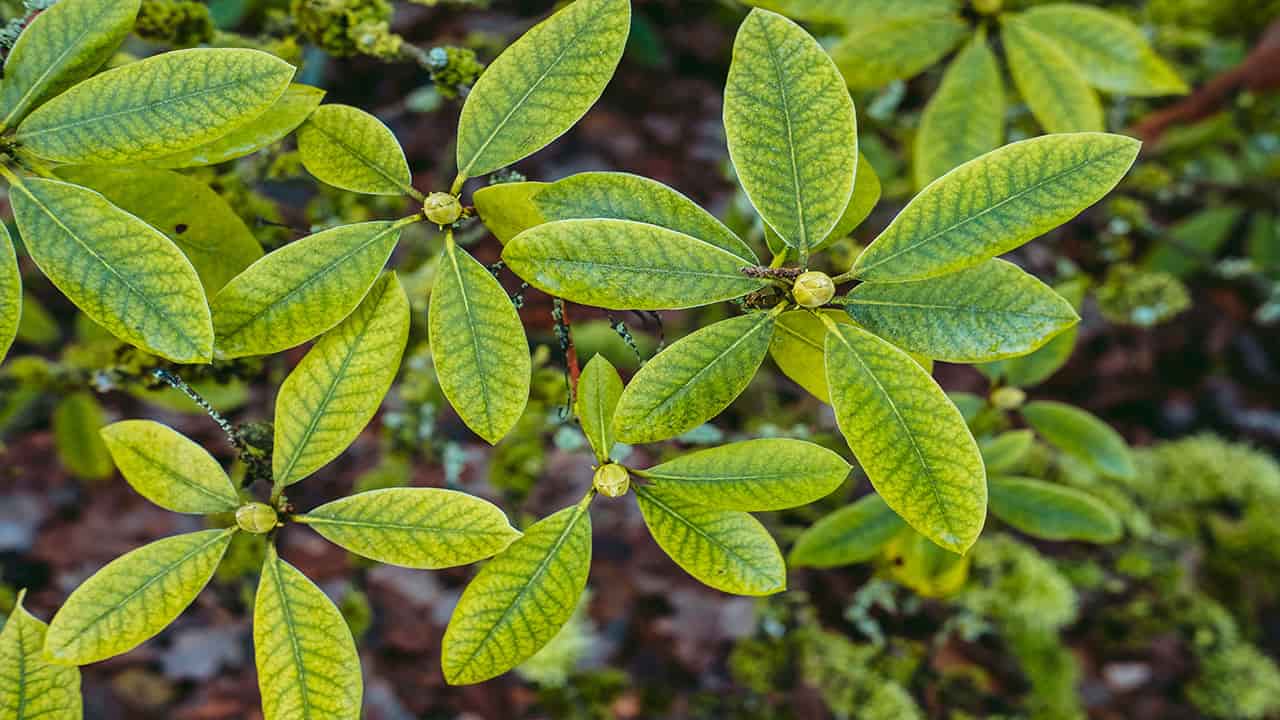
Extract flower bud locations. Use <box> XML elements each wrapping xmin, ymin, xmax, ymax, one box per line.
<box><xmin>972</xmin><ymin>0</ymin><xmax>1002</xmax><ymax>14</ymax></box>
<box><xmin>990</xmin><ymin>386</ymin><xmax>1027</xmax><ymax>411</ymax></box>
<box><xmin>793</xmin><ymin>271</ymin><xmax>835</xmax><ymax>308</ymax></box>
<box><xmin>423</xmin><ymin>192</ymin><xmax>462</xmax><ymax>225</ymax></box>
<box><xmin>593</xmin><ymin>463</ymin><xmax>630</xmax><ymax>498</ymax></box>
<box><xmin>236</xmin><ymin>502</ymin><xmax>278</xmax><ymax>534</ymax></box>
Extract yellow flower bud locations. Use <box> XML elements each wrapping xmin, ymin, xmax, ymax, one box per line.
<box><xmin>423</xmin><ymin>192</ymin><xmax>462</xmax><ymax>225</ymax></box>
<box><xmin>793</xmin><ymin>271</ymin><xmax>835</xmax><ymax>308</ymax></box>
<box><xmin>972</xmin><ymin>0</ymin><xmax>1002</xmax><ymax>15</ymax></box>
<box><xmin>991</xmin><ymin>386</ymin><xmax>1027</xmax><ymax>411</ymax></box>
<box><xmin>593</xmin><ymin>463</ymin><xmax>631</xmax><ymax>498</ymax></box>
<box><xmin>236</xmin><ymin>502</ymin><xmax>278</xmax><ymax>534</ymax></box>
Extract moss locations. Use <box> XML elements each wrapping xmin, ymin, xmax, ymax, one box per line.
<box><xmin>425</xmin><ymin>46</ymin><xmax>484</xmax><ymax>99</ymax></box>
<box><xmin>1188</xmin><ymin>643</ymin><xmax>1280</xmax><ymax>719</ymax></box>
<box><xmin>797</xmin><ymin>630</ymin><xmax>923</xmax><ymax>720</ymax></box>
<box><xmin>1096</xmin><ymin>264</ymin><xmax>1191</xmax><ymax>327</ymax></box>
<box><xmin>1009</xmin><ymin>630</ymin><xmax>1086</xmax><ymax>720</ymax></box>
<box><xmin>959</xmin><ymin>535</ymin><xmax>1077</xmax><ymax>634</ymax></box>
<box><xmin>290</xmin><ymin>0</ymin><xmax>403</xmax><ymax>59</ymax></box>
<box><xmin>135</xmin><ymin>0</ymin><xmax>215</xmax><ymax>47</ymax></box>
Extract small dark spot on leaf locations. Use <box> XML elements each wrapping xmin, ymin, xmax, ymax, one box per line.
<box><xmin>175</xmin><ymin>224</ymin><xmax>189</xmax><ymax>234</ymax></box>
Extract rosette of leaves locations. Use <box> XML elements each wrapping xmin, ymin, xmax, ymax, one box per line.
<box><xmin>745</xmin><ymin>0</ymin><xmax>1186</xmax><ymax>189</ymax></box>
<box><xmin>441</xmin><ymin>354</ymin><xmax>852</xmax><ymax>685</ymax></box>
<box><xmin>1</xmin><ymin>273</ymin><xmax>523</xmax><ymax>719</ymax></box>
<box><xmin>0</xmin><ymin>0</ymin><xmax>327</xmax><ymax>366</ymax></box>
<box><xmin>485</xmin><ymin>8</ymin><xmax>1139</xmax><ymax>556</ymax></box>
<box><xmin>270</xmin><ymin>0</ymin><xmax>632</xmax><ymax>446</ymax></box>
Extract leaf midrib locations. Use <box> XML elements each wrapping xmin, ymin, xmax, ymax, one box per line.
<box><xmin>448</xmin><ymin>244</ymin><xmax>495</xmax><ymax>438</ymax></box>
<box><xmin>301</xmin><ymin>514</ymin><xmax>514</xmax><ymax>538</ymax></box>
<box><xmin>640</xmin><ymin>314</ymin><xmax>772</xmax><ymax>420</ymax></box>
<box><xmin>16</xmin><ymin>181</ymin><xmax>204</xmax><ymax>358</ymax></box>
<box><xmin>756</xmin><ymin>15</ymin><xmax>808</xmax><ymax>253</ymax></box>
<box><xmin>118</xmin><ymin>438</ymin><xmax>238</xmax><ymax>509</ymax></box>
<box><xmin>845</xmin><ymin>297</ymin><xmax>1076</xmax><ymax>321</ymax></box>
<box><xmin>308</xmin><ymin>117</ymin><xmax>412</xmax><ymax>196</ymax></box>
<box><xmin>855</xmin><ymin>144</ymin><xmax>1128</xmax><ymax>278</ymax></box>
<box><xmin>269</xmin><ymin>556</ymin><xmax>312</xmax><ymax>720</ymax></box>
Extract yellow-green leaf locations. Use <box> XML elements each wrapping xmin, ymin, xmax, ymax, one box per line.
<box><xmin>146</xmin><ymin>84</ymin><xmax>325</xmax><ymax>168</ymax></box>
<box><xmin>743</xmin><ymin>0</ymin><xmax>959</xmax><ymax>24</ymax></box>
<box><xmin>883</xmin><ymin>528</ymin><xmax>969</xmax><ymax>598</ymax></box>
<box><xmin>789</xmin><ymin>494</ymin><xmax>906</xmax><ymax>568</ymax></box>
<box><xmin>635</xmin><ymin>485</ymin><xmax>784</xmax><ymax>596</ymax></box>
<box><xmin>989</xmin><ymin>475</ymin><xmax>1122</xmax><ymax>543</ymax></box>
<box><xmin>273</xmin><ymin>273</ymin><xmax>409</xmax><ymax>486</ymax></box>
<box><xmin>442</xmin><ymin>499</ymin><xmax>593</xmax><ymax>685</ymax></box>
<box><xmin>842</xmin><ymin>259</ymin><xmax>1079</xmax><ymax>363</ymax></box>
<box><xmin>211</xmin><ymin>221</ymin><xmax>401</xmax><ymax>358</ymax></box>
<box><xmin>101</xmin><ymin>419</ymin><xmax>239</xmax><ymax>514</ymax></box>
<box><xmin>817</xmin><ymin>153</ymin><xmax>881</xmax><ymax>251</ymax></box>
<box><xmin>298</xmin><ymin>488</ymin><xmax>521</xmax><ymax>569</ymax></box>
<box><xmin>635</xmin><ymin>438</ymin><xmax>848</xmax><ymax>511</ymax></box>
<box><xmin>11</xmin><ymin>177</ymin><xmax>214</xmax><ymax>363</ymax></box>
<box><xmin>504</xmin><ymin>219</ymin><xmax>765</xmax><ymax>310</ymax></box>
<box><xmin>0</xmin><ymin>0</ymin><xmax>139</xmax><ymax>130</ymax></box>
<box><xmin>725</xmin><ymin>9</ymin><xmax>856</xmax><ymax>256</ymax></box>
<box><xmin>455</xmin><ymin>0</ymin><xmax>630</xmax><ymax>179</ymax></box>
<box><xmin>979</xmin><ymin>429</ymin><xmax>1036</xmax><ymax>473</ymax></box>
<box><xmin>54</xmin><ymin>166</ymin><xmax>264</xmax><ymax>293</ymax></box>
<box><xmin>533</xmin><ymin>172</ymin><xmax>757</xmax><ymax>262</ymax></box>
<box><xmin>0</xmin><ymin>592</ymin><xmax>82</xmax><ymax>719</ymax></box>
<box><xmin>979</xmin><ymin>276</ymin><xmax>1088</xmax><ymax>387</ymax></box>
<box><xmin>1018</xmin><ymin>4</ymin><xmax>1187</xmax><ymax>96</ymax></box>
<box><xmin>576</xmin><ymin>353</ymin><xmax>623</xmax><ymax>463</ymax></box>
<box><xmin>0</xmin><ymin>224</ymin><xmax>19</xmax><ymax>362</ymax></box>
<box><xmin>474</xmin><ymin>181</ymin><xmax>548</xmax><ymax>244</ymax></box>
<box><xmin>53</xmin><ymin>391</ymin><xmax>113</xmax><ymax>481</ymax></box>
<box><xmin>17</xmin><ymin>291</ymin><xmax>59</xmax><ymax>347</ymax></box>
<box><xmin>831</xmin><ymin>14</ymin><xmax>968</xmax><ymax>90</ymax></box>
<box><xmin>612</xmin><ymin>312</ymin><xmax>775</xmax><ymax>444</ymax></box>
<box><xmin>1021</xmin><ymin>400</ymin><xmax>1135</xmax><ymax>480</ymax></box>
<box><xmin>45</xmin><ymin>528</ymin><xmax>235</xmax><ymax>665</ymax></box>
<box><xmin>16</xmin><ymin>48</ymin><xmax>295</xmax><ymax>164</ymax></box>
<box><xmin>914</xmin><ymin>29</ymin><xmax>1004</xmax><ymax>189</ymax></box>
<box><xmin>1001</xmin><ymin>17</ymin><xmax>1103</xmax><ymax>133</ymax></box>
<box><xmin>298</xmin><ymin>104</ymin><xmax>413</xmax><ymax>196</ymax></box>
<box><xmin>852</xmin><ymin>133</ymin><xmax>1140</xmax><ymax>283</ymax></box>
<box><xmin>255</xmin><ymin>544</ymin><xmax>362</xmax><ymax>720</ymax></box>
<box><xmin>825</xmin><ymin>322</ymin><xmax>985</xmax><ymax>554</ymax></box>
<box><xmin>430</xmin><ymin>241</ymin><xmax>531</xmax><ymax>444</ymax></box>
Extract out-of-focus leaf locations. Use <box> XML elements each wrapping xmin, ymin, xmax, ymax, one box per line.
<box><xmin>1022</xmin><ymin>401</ymin><xmax>1135</xmax><ymax>480</ymax></box>
<box><xmin>914</xmin><ymin>29</ymin><xmax>1004</xmax><ymax>189</ymax></box>
<box><xmin>790</xmin><ymin>494</ymin><xmax>906</xmax><ymax>568</ymax></box>
<box><xmin>989</xmin><ymin>475</ymin><xmax>1122</xmax><ymax>543</ymax></box>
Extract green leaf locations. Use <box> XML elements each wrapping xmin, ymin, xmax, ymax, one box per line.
<box><xmin>11</xmin><ymin>177</ymin><xmax>214</xmax><ymax>363</ymax></box>
<box><xmin>44</xmin><ymin>528</ymin><xmax>235</xmax><ymax>665</ymax></box>
<box><xmin>273</xmin><ymin>273</ymin><xmax>409</xmax><ymax>486</ymax></box>
<box><xmin>743</xmin><ymin>0</ymin><xmax>959</xmax><ymax>24</ymax></box>
<box><xmin>989</xmin><ymin>475</ymin><xmax>1122</xmax><ymax>543</ymax></box>
<box><xmin>817</xmin><ymin>153</ymin><xmax>881</xmax><ymax>251</ymax></box>
<box><xmin>0</xmin><ymin>0</ymin><xmax>139</xmax><ymax>130</ymax></box>
<box><xmin>852</xmin><ymin>133</ymin><xmax>1140</xmax><ymax>282</ymax></box>
<box><xmin>16</xmin><ymin>48</ymin><xmax>295</xmax><ymax>165</ymax></box>
<box><xmin>255</xmin><ymin>544</ymin><xmax>362</xmax><ymax>720</ymax></box>
<box><xmin>54</xmin><ymin>166</ymin><xmax>264</xmax><ymax>293</ymax></box>
<box><xmin>1001</xmin><ymin>17</ymin><xmax>1103</xmax><ymax>134</ymax></box>
<box><xmin>979</xmin><ymin>429</ymin><xmax>1036</xmax><ymax>473</ymax></box>
<box><xmin>503</xmin><ymin>219</ymin><xmax>765</xmax><ymax>310</ymax></box>
<box><xmin>1144</xmin><ymin>206</ymin><xmax>1244</xmax><ymax>277</ymax></box>
<box><xmin>455</xmin><ymin>0</ymin><xmax>630</xmax><ymax>179</ymax></box>
<box><xmin>533</xmin><ymin>172</ymin><xmax>757</xmax><ymax>262</ymax></box>
<box><xmin>0</xmin><ymin>224</ymin><xmax>19</xmax><ymax>362</ymax></box>
<box><xmin>298</xmin><ymin>104</ymin><xmax>414</xmax><ymax>196</ymax></box>
<box><xmin>575</xmin><ymin>353</ymin><xmax>623</xmax><ymax>463</ymax></box>
<box><xmin>724</xmin><ymin>9</ymin><xmax>857</xmax><ymax>256</ymax></box>
<box><xmin>979</xmin><ymin>276</ymin><xmax>1088</xmax><ymax>387</ymax></box>
<box><xmin>824</xmin><ymin>322</ymin><xmax>985</xmax><ymax>554</ymax></box>
<box><xmin>635</xmin><ymin>438</ymin><xmax>848</xmax><ymax>511</ymax></box>
<box><xmin>914</xmin><ymin>29</ymin><xmax>1004</xmax><ymax>190</ymax></box>
<box><xmin>612</xmin><ymin>312</ymin><xmax>775</xmax><ymax>443</ymax></box>
<box><xmin>442</xmin><ymin>499</ymin><xmax>593</xmax><ymax>685</ymax></box>
<box><xmin>789</xmin><ymin>494</ymin><xmax>906</xmax><ymax>568</ymax></box>
<box><xmin>1021</xmin><ymin>400</ymin><xmax>1135</xmax><ymax>480</ymax></box>
<box><xmin>0</xmin><ymin>593</ymin><xmax>82</xmax><ymax>719</ymax></box>
<box><xmin>635</xmin><ymin>485</ymin><xmax>785</xmax><ymax>596</ymax></box>
<box><xmin>1248</xmin><ymin>213</ymin><xmax>1279</xmax><ymax>279</ymax></box>
<box><xmin>474</xmin><ymin>181</ymin><xmax>548</xmax><ymax>244</ymax></box>
<box><xmin>146</xmin><ymin>84</ymin><xmax>325</xmax><ymax>168</ymax></box>
<box><xmin>830</xmin><ymin>14</ymin><xmax>969</xmax><ymax>90</ymax></box>
<box><xmin>53</xmin><ymin>391</ymin><xmax>114</xmax><ymax>481</ymax></box>
<box><xmin>842</xmin><ymin>259</ymin><xmax>1079</xmax><ymax>363</ymax></box>
<box><xmin>1018</xmin><ymin>4</ymin><xmax>1187</xmax><ymax>96</ymax></box>
<box><xmin>17</xmin><ymin>291</ymin><xmax>60</xmax><ymax>346</ymax></box>
<box><xmin>101</xmin><ymin>419</ymin><xmax>239</xmax><ymax>513</ymax></box>
<box><xmin>430</xmin><ymin>240</ymin><xmax>531</xmax><ymax>445</ymax></box>
<box><xmin>298</xmin><ymin>488</ymin><xmax>521</xmax><ymax>569</ymax></box>
<box><xmin>211</xmin><ymin>220</ymin><xmax>401</xmax><ymax>359</ymax></box>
